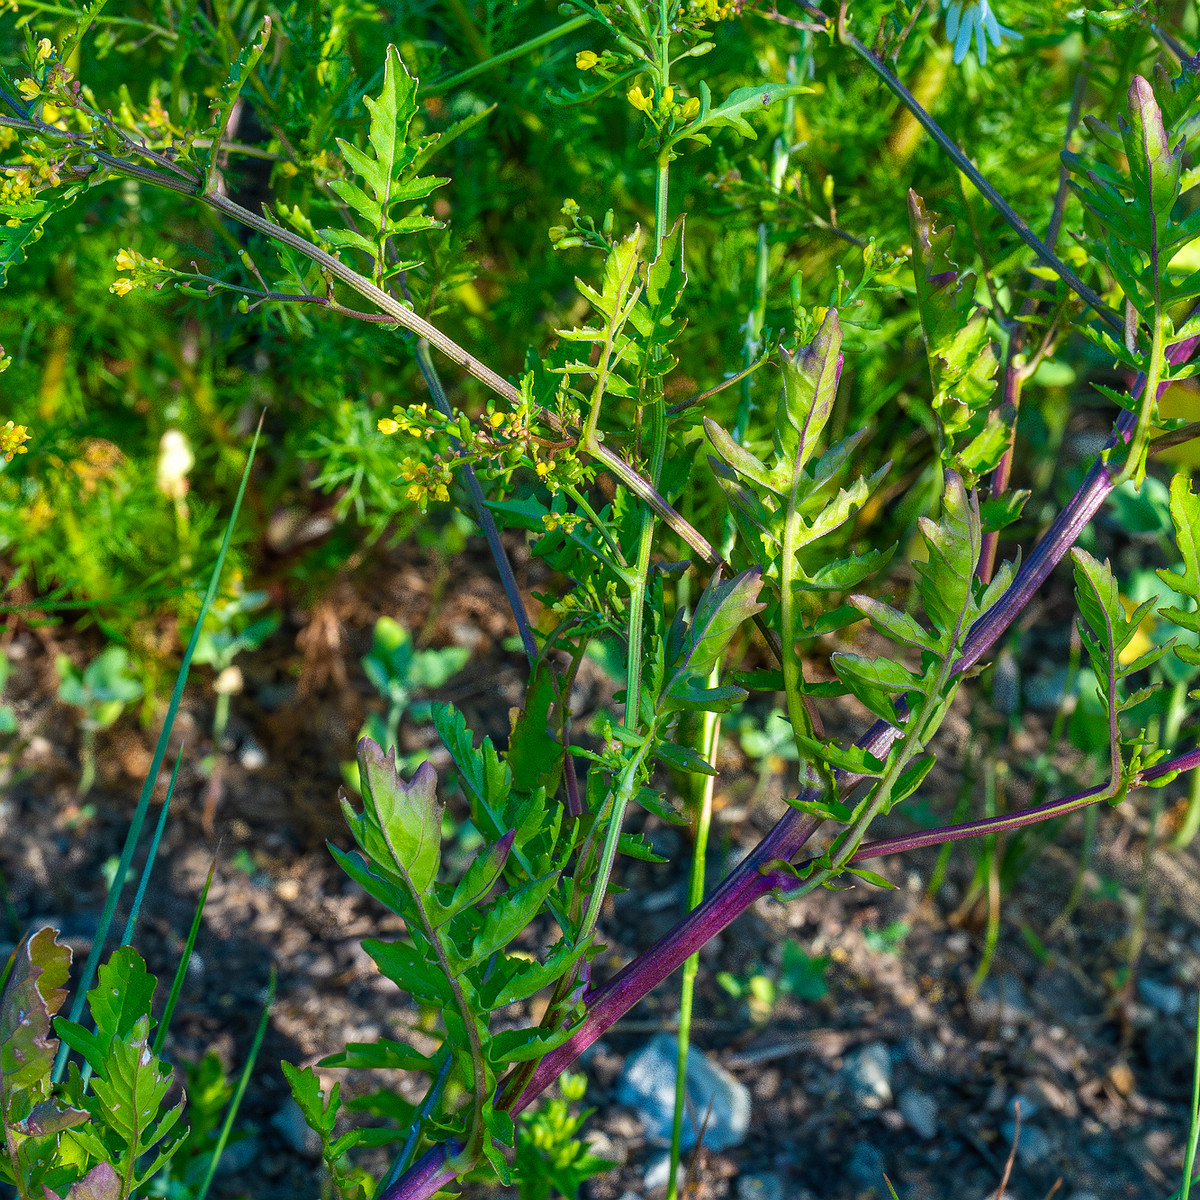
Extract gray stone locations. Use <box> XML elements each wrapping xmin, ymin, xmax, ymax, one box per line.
<box><xmin>642</xmin><ymin>1149</ymin><xmax>684</xmax><ymax>1193</ymax></box>
<box><xmin>617</xmin><ymin>1033</ymin><xmax>751</xmax><ymax>1152</ymax></box>
<box><xmin>847</xmin><ymin>1142</ymin><xmax>885</xmax><ymax>1190</ymax></box>
<box><xmin>841</xmin><ymin>1041</ymin><xmax>893</xmax><ymax>1110</ymax></box>
<box><xmin>270</xmin><ymin>1098</ymin><xmax>322</xmax><ymax>1157</ymax></box>
<box><xmin>898</xmin><ymin>1088</ymin><xmax>938</xmax><ymax>1139</ymax></box>
<box><xmin>239</xmin><ymin>738</ymin><xmax>268</xmax><ymax>770</ymax></box>
<box><xmin>739</xmin><ymin>1172</ymin><xmax>785</xmax><ymax>1200</ymax></box>
<box><xmin>1000</xmin><ymin>1121</ymin><xmax>1053</xmax><ymax>1166</ymax></box>
<box><xmin>1138</xmin><ymin>976</ymin><xmax>1185</xmax><ymax>1016</ymax></box>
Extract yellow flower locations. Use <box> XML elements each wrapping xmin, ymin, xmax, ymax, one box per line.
<box><xmin>17</xmin><ymin>78</ymin><xmax>40</xmax><ymax>100</ymax></box>
<box><xmin>661</xmin><ymin>86</ymin><xmax>674</xmax><ymax>107</ymax></box>
<box><xmin>35</xmin><ymin>38</ymin><xmax>53</xmax><ymax>64</ymax></box>
<box><xmin>680</xmin><ymin>96</ymin><xmax>700</xmax><ymax>121</ymax></box>
<box><xmin>627</xmin><ymin>85</ymin><xmax>654</xmax><ymax>114</ymax></box>
<box><xmin>1</xmin><ymin>420</ymin><xmax>30</xmax><ymax>462</ymax></box>
<box><xmin>433</xmin><ymin>483</ymin><xmax>450</xmax><ymax>502</ymax></box>
<box><xmin>489</xmin><ymin>411</ymin><xmax>505</xmax><ymax>428</ymax></box>
<box><xmin>114</xmin><ymin>247</ymin><xmax>139</xmax><ymax>271</ymax></box>
<box><xmin>377</xmin><ymin>417</ymin><xmax>399</xmax><ymax>435</ymax></box>
<box><xmin>575</xmin><ymin>50</ymin><xmax>599</xmax><ymax>70</ymax></box>
<box><xmin>535</xmin><ymin>461</ymin><xmax>551</xmax><ymax>477</ymax></box>
<box><xmin>812</xmin><ymin>305</ymin><xmax>829</xmax><ymax>325</ymax></box>
<box><xmin>109</xmin><ymin>278</ymin><xmax>135</xmax><ymax>296</ymax></box>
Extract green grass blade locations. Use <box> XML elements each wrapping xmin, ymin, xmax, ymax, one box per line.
<box><xmin>1179</xmin><ymin>990</ymin><xmax>1200</xmax><ymax>1200</ymax></box>
<box><xmin>193</xmin><ymin>965</ymin><xmax>276</xmax><ymax>1200</ymax></box>
<box><xmin>52</xmin><ymin>417</ymin><xmax>264</xmax><ymax>1083</ymax></box>
<box><xmin>152</xmin><ymin>847</ymin><xmax>219</xmax><ymax>1058</ymax></box>
<box><xmin>119</xmin><ymin>750</ymin><xmax>182</xmax><ymax>948</ymax></box>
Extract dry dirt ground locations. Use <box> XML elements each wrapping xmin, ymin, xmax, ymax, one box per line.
<box><xmin>1</xmin><ymin>536</ymin><xmax>1198</xmax><ymax>1200</ymax></box>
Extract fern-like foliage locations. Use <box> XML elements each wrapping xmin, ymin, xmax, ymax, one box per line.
<box><xmin>318</xmin><ymin>45</ymin><xmax>448</xmax><ymax>286</ymax></box>
<box><xmin>320</xmin><ymin>735</ymin><xmax>586</xmax><ymax>1179</ymax></box>
<box><xmin>705</xmin><ymin>310</ymin><xmax>892</xmax><ymax>688</ymax></box>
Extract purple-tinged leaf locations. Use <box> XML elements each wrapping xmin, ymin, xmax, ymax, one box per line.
<box><xmin>345</xmin><ymin>740</ymin><xmax>443</xmax><ymax>895</ymax></box>
<box><xmin>46</xmin><ymin>1161</ymin><xmax>122</xmax><ymax>1200</ymax></box>
<box><xmin>0</xmin><ymin>928</ymin><xmax>71</xmax><ymax>1097</ymax></box>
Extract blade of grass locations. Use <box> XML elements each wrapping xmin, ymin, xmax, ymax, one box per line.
<box><xmin>119</xmin><ymin>750</ymin><xmax>182</xmax><ymax>948</ymax></box>
<box><xmin>152</xmin><ymin>846</ymin><xmax>220</xmax><ymax>1057</ymax></box>
<box><xmin>76</xmin><ymin>752</ymin><xmax>185</xmax><ymax>1087</ymax></box>
<box><xmin>53</xmin><ymin>416</ymin><xmax>264</xmax><ymax>1083</ymax></box>
<box><xmin>1179</xmin><ymin>991</ymin><xmax>1200</xmax><ymax>1200</ymax></box>
<box><xmin>194</xmin><ymin>964</ymin><xmax>277</xmax><ymax>1200</ymax></box>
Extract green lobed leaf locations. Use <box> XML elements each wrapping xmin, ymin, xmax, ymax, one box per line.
<box><xmin>1157</xmin><ymin>475</ymin><xmax>1200</xmax><ymax>666</ymax></box>
<box><xmin>345</xmin><ymin>740</ymin><xmax>443</xmax><ymax>895</ymax></box>
<box><xmin>281</xmin><ymin>1062</ymin><xmax>338</xmax><ymax>1139</ymax></box>
<box><xmin>318</xmin><ymin>1038</ymin><xmax>435</xmax><ymax>1073</ymax></box>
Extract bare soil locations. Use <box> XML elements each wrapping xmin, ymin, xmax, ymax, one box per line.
<box><xmin>1</xmin><ymin>535</ymin><xmax>1197</xmax><ymax>1200</ymax></box>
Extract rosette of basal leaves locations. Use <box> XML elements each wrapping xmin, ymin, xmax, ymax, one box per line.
<box><xmin>318</xmin><ymin>45</ymin><xmax>448</xmax><ymax>287</ymax></box>
<box><xmin>1063</xmin><ymin>71</ymin><xmax>1200</xmax><ymax>417</ymax></box>
<box><xmin>704</xmin><ymin>311</ymin><xmax>891</xmax><ymax>745</ymax></box>
<box><xmin>908</xmin><ymin>192</ymin><xmax>1009</xmax><ymax>494</ymax></box>
<box><xmin>1071</xmin><ymin>548</ymin><xmax>1175</xmax><ymax>799</ymax></box>
<box><xmin>326</xmin><ymin>738</ymin><xmax>582</xmax><ymax>1179</ymax></box>
<box><xmin>806</xmin><ymin>475</ymin><xmax>1015</xmax><ymax>831</ymax></box>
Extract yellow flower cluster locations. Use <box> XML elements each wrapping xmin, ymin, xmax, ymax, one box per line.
<box><xmin>379</xmin><ymin>403</ymin><xmax>438</xmax><ymax>439</ymax></box>
<box><xmin>1</xmin><ymin>420</ymin><xmax>31</xmax><ymax>462</ymax></box>
<box><xmin>110</xmin><ymin>246</ymin><xmax>167</xmax><ymax>296</ymax></box>
<box><xmin>542</xmin><ymin>511</ymin><xmax>582</xmax><ymax>533</ymax></box>
<box><xmin>398</xmin><ymin>457</ymin><xmax>452</xmax><ymax>508</ymax></box>
<box><xmin>627</xmin><ymin>84</ymin><xmax>700</xmax><ymax>123</ymax></box>
<box><xmin>0</xmin><ymin>171</ymin><xmax>34</xmax><ymax>206</ymax></box>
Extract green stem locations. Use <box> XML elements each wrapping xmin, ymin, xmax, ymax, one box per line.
<box><xmin>1170</xmin><ymin>766</ymin><xmax>1200</xmax><ymax>849</ymax></box>
<box><xmin>576</xmin><ymin>732</ymin><xmax>655</xmax><ymax>946</ymax></box>
<box><xmin>1116</xmin><ymin>304</ymin><xmax>1166</xmax><ymax>487</ymax></box>
<box><xmin>622</xmin><ymin>400</ymin><xmax>666</xmax><ymax>732</ymax></box>
<box><xmin>666</xmin><ymin>685</ymin><xmax>719</xmax><ymax>1200</ymax></box>
<box><xmin>426</xmin><ymin>17</ymin><xmax>590</xmax><ymax>95</ymax></box>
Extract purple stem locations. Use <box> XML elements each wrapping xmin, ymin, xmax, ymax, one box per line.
<box><xmin>774</xmin><ymin>744</ymin><xmax>1200</xmax><ymax>875</ymax></box>
<box><xmin>379</xmin><ymin>333</ymin><xmax>1200</xmax><ymax>1200</ymax></box>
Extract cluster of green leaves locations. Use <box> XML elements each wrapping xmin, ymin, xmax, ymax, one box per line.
<box><xmin>317</xmin><ymin>732</ymin><xmax>587</xmax><ymax>1179</ymax></box>
<box><xmin>0</xmin><ymin>933</ymin><xmax>184</xmax><ymax>1200</ymax></box>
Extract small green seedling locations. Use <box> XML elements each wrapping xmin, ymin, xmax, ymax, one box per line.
<box><xmin>56</xmin><ymin>646</ymin><xmax>143</xmax><ymax>795</ymax></box>
<box><xmin>341</xmin><ymin>616</ymin><xmax>469</xmax><ymax>792</ymax></box>
<box><xmin>192</xmin><ymin>575</ymin><xmax>280</xmax><ymax>765</ymax></box>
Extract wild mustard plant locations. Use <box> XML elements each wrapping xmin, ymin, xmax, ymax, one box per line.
<box><xmin>3</xmin><ymin>1</ymin><xmax>1200</xmax><ymax>1198</ymax></box>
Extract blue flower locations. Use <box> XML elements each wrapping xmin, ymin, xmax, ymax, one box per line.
<box><xmin>941</xmin><ymin>0</ymin><xmax>1022</xmax><ymax>65</ymax></box>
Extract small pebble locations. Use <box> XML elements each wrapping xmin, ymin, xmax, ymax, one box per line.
<box><xmin>239</xmin><ymin>738</ymin><xmax>268</xmax><ymax>770</ymax></box>
<box><xmin>642</xmin><ymin>1149</ymin><xmax>683</xmax><ymax>1193</ymax></box>
<box><xmin>1000</xmin><ymin>1121</ymin><xmax>1053</xmax><ymax>1166</ymax></box>
<box><xmin>618</xmin><ymin>1033</ymin><xmax>750</xmax><ymax>1151</ymax></box>
<box><xmin>841</xmin><ymin>1041</ymin><xmax>893</xmax><ymax>1110</ymax></box>
<box><xmin>898</xmin><ymin>1089</ymin><xmax>938</xmax><ymax>1139</ymax></box>
<box><xmin>1138</xmin><ymin>977</ymin><xmax>1184</xmax><ymax>1016</ymax></box>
